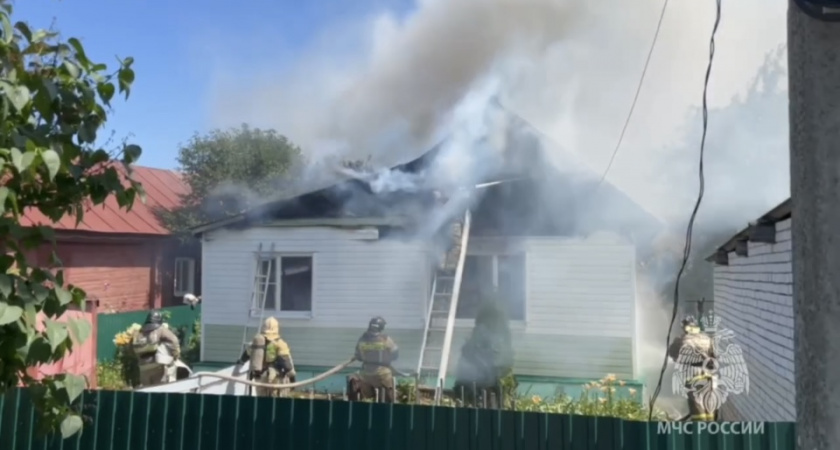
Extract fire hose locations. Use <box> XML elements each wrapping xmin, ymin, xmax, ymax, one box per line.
<box><xmin>190</xmin><ymin>358</ymin><xmax>417</xmax><ymax>390</ymax></box>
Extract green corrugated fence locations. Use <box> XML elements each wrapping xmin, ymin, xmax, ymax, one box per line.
<box><xmin>96</xmin><ymin>305</ymin><xmax>201</xmax><ymax>361</ymax></box>
<box><xmin>0</xmin><ymin>388</ymin><xmax>796</xmax><ymax>450</ymax></box>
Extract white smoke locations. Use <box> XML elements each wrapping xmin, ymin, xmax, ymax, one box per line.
<box><xmin>203</xmin><ymin>0</ymin><xmax>789</xmax><ymax>410</ymax></box>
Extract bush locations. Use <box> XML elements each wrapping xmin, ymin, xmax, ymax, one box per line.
<box><xmin>453</xmin><ymin>299</ymin><xmax>516</xmax><ymax>408</ymax></box>
<box><xmin>513</xmin><ymin>374</ymin><xmax>669</xmax><ymax>421</ymax></box>
<box><xmin>96</xmin><ymin>361</ymin><xmax>128</xmax><ymax>391</ymax></box>
<box><xmin>110</xmin><ymin>323</ymin><xmax>141</xmax><ymax>387</ymax></box>
<box><xmin>182</xmin><ymin>315</ymin><xmax>201</xmax><ymax>364</ymax></box>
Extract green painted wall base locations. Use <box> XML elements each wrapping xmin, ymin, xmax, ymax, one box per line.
<box><xmin>192</xmin><ymin>362</ymin><xmax>645</xmax><ymax>400</ymax></box>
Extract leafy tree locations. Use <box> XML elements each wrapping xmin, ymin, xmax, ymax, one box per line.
<box><xmin>453</xmin><ymin>298</ymin><xmax>517</xmax><ymax>408</ymax></box>
<box><xmin>0</xmin><ymin>3</ymin><xmax>141</xmax><ymax>438</ymax></box>
<box><xmin>157</xmin><ymin>125</ymin><xmax>304</xmax><ymax>233</ymax></box>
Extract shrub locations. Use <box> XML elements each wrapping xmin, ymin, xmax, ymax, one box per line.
<box><xmin>110</xmin><ymin>323</ymin><xmax>141</xmax><ymax>387</ymax></box>
<box><xmin>96</xmin><ymin>361</ymin><xmax>128</xmax><ymax>391</ymax></box>
<box><xmin>453</xmin><ymin>299</ymin><xmax>516</xmax><ymax>408</ymax></box>
<box><xmin>182</xmin><ymin>315</ymin><xmax>201</xmax><ymax>364</ymax></box>
<box><xmin>512</xmin><ymin>374</ymin><xmax>670</xmax><ymax>421</ymax></box>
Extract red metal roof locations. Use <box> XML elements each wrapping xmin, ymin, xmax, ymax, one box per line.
<box><xmin>21</xmin><ymin>165</ymin><xmax>189</xmax><ymax>235</ymax></box>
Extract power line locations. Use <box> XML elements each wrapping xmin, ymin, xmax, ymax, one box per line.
<box><xmin>596</xmin><ymin>0</ymin><xmax>672</xmax><ymax>186</ymax></box>
<box><xmin>647</xmin><ymin>0</ymin><xmax>722</xmax><ymax>421</ymax></box>
<box><xmin>494</xmin><ymin>0</ymin><xmax>671</xmax><ymax>189</ymax></box>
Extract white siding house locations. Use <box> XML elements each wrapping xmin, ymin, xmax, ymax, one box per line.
<box><xmin>707</xmin><ymin>199</ymin><xmax>794</xmax><ymax>421</ymax></box>
<box><xmin>199</xmin><ymin>222</ymin><xmax>640</xmax><ymax>382</ymax></box>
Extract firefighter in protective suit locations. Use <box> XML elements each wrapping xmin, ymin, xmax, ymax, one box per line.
<box><xmin>434</xmin><ymin>190</ymin><xmax>464</xmax><ymax>274</ymax></box>
<box><xmin>348</xmin><ymin>316</ymin><xmax>399</xmax><ymax>403</ymax></box>
<box><xmin>237</xmin><ymin>317</ymin><xmax>296</xmax><ymax>397</ymax></box>
<box><xmin>131</xmin><ymin>310</ymin><xmax>182</xmax><ymax>387</ymax></box>
<box><xmin>668</xmin><ymin>315</ymin><xmax>717</xmax><ymax>421</ymax></box>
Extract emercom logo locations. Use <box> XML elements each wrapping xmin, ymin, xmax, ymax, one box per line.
<box><xmin>657</xmin><ymin>422</ymin><xmax>766</xmax><ymax>435</ymax></box>
<box><xmin>672</xmin><ymin>311</ymin><xmax>750</xmax><ymax>417</ymax></box>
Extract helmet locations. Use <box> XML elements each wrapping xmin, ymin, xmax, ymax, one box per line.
<box><xmin>261</xmin><ymin>317</ymin><xmax>280</xmax><ymax>339</ymax></box>
<box><xmin>145</xmin><ymin>310</ymin><xmax>163</xmax><ymax>325</ymax></box>
<box><xmin>368</xmin><ymin>316</ymin><xmax>386</xmax><ymax>332</ymax></box>
<box><xmin>681</xmin><ymin>315</ymin><xmax>701</xmax><ymax>334</ymax></box>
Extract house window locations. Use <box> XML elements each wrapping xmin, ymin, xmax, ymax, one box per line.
<box><xmin>255</xmin><ymin>255</ymin><xmax>314</xmax><ymax>314</ymax></box>
<box><xmin>174</xmin><ymin>257</ymin><xmax>196</xmax><ymax>297</ymax></box>
<box><xmin>457</xmin><ymin>253</ymin><xmax>526</xmax><ymax>321</ymax></box>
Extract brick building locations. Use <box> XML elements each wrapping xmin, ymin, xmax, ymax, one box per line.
<box><xmin>22</xmin><ymin>166</ymin><xmax>202</xmax><ymax>313</ymax></box>
<box><xmin>706</xmin><ymin>198</ymin><xmax>793</xmax><ymax>422</ymax></box>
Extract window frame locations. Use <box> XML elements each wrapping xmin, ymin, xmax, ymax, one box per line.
<box><xmin>252</xmin><ymin>253</ymin><xmax>315</xmax><ymax>319</ymax></box>
<box><xmin>453</xmin><ymin>251</ymin><xmax>527</xmax><ymax>326</ymax></box>
<box><xmin>173</xmin><ymin>257</ymin><xmax>196</xmax><ymax>297</ymax></box>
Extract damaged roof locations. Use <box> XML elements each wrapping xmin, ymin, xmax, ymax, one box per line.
<box><xmin>705</xmin><ymin>197</ymin><xmax>792</xmax><ymax>263</ymax></box>
<box><xmin>191</xmin><ymin>107</ymin><xmax>663</xmax><ymax>237</ymax></box>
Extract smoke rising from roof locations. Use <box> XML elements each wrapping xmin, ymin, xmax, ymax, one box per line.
<box><xmin>205</xmin><ymin>0</ymin><xmax>788</xmax><ymax>407</ymax></box>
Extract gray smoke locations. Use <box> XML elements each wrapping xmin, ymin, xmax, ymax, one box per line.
<box><xmin>205</xmin><ymin>0</ymin><xmax>789</xmax><ymax>410</ymax></box>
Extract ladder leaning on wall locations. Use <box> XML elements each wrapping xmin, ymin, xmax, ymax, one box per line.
<box><xmin>416</xmin><ymin>206</ymin><xmax>473</xmax><ymax>404</ymax></box>
<box><xmin>239</xmin><ymin>242</ymin><xmax>276</xmax><ymax>395</ymax></box>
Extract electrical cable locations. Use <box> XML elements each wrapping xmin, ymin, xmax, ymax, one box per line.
<box><xmin>596</xmin><ymin>0</ymin><xmax>671</xmax><ymax>187</ymax></box>
<box><xmin>493</xmin><ymin>0</ymin><xmax>670</xmax><ymax>191</ymax></box>
<box><xmin>647</xmin><ymin>0</ymin><xmax>721</xmax><ymax>422</ymax></box>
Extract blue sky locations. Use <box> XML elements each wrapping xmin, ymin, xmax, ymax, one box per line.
<box><xmin>16</xmin><ymin>0</ymin><xmax>412</xmax><ymax>170</ymax></box>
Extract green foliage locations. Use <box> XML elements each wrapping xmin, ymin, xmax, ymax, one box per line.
<box><xmin>156</xmin><ymin>124</ymin><xmax>305</xmax><ymax>233</ymax></box>
<box><xmin>453</xmin><ymin>299</ymin><xmax>516</xmax><ymax>406</ymax></box>
<box><xmin>182</xmin><ymin>315</ymin><xmax>201</xmax><ymax>364</ymax></box>
<box><xmin>512</xmin><ymin>376</ymin><xmax>670</xmax><ymax>421</ymax></box>
<box><xmin>0</xmin><ymin>2</ymin><xmax>141</xmax><ymax>437</ymax></box>
<box><xmin>95</xmin><ymin>360</ymin><xmax>128</xmax><ymax>391</ymax></box>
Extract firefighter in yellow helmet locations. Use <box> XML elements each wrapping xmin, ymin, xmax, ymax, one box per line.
<box><xmin>237</xmin><ymin>317</ymin><xmax>296</xmax><ymax>397</ymax></box>
<box><xmin>348</xmin><ymin>316</ymin><xmax>399</xmax><ymax>403</ymax></box>
<box><xmin>669</xmin><ymin>315</ymin><xmax>717</xmax><ymax>421</ymax></box>
<box><xmin>131</xmin><ymin>310</ymin><xmax>182</xmax><ymax>387</ymax></box>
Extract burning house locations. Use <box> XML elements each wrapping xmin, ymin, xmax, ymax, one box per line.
<box><xmin>181</xmin><ymin>111</ymin><xmax>664</xmax><ymax>396</ymax></box>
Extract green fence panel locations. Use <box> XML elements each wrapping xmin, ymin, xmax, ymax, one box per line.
<box><xmin>96</xmin><ymin>305</ymin><xmax>201</xmax><ymax>361</ymax></box>
<box><xmin>0</xmin><ymin>388</ymin><xmax>797</xmax><ymax>450</ymax></box>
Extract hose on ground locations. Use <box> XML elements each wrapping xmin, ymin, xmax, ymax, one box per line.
<box><xmin>192</xmin><ymin>358</ymin><xmax>356</xmax><ymax>390</ymax></box>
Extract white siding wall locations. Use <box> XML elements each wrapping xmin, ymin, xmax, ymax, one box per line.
<box><xmin>713</xmin><ymin>218</ymin><xmax>795</xmax><ymax>421</ymax></box>
<box><xmin>201</xmin><ymin>226</ymin><xmax>431</xmax><ymax>331</ymax></box>
<box><xmin>201</xmin><ymin>229</ymin><xmax>638</xmax><ymax>381</ymax></box>
<box><xmin>466</xmin><ymin>234</ymin><xmax>638</xmax><ymax>379</ymax></box>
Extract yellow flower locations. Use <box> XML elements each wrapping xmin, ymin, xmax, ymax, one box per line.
<box><xmin>600</xmin><ymin>386</ymin><xmax>609</xmax><ymax>392</ymax></box>
<box><xmin>531</xmin><ymin>395</ymin><xmax>542</xmax><ymax>404</ymax></box>
<box><xmin>604</xmin><ymin>374</ymin><xmax>617</xmax><ymax>383</ymax></box>
<box><xmin>628</xmin><ymin>388</ymin><xmax>637</xmax><ymax>396</ymax></box>
<box><xmin>598</xmin><ymin>397</ymin><xmax>607</xmax><ymax>404</ymax></box>
<box><xmin>610</xmin><ymin>387</ymin><xmax>616</xmax><ymax>393</ymax></box>
<box><xmin>618</xmin><ymin>380</ymin><xmax>626</xmax><ymax>387</ymax></box>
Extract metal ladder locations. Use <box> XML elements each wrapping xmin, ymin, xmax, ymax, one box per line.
<box><xmin>416</xmin><ymin>208</ymin><xmax>472</xmax><ymax>403</ymax></box>
<box><xmin>240</xmin><ymin>242</ymin><xmax>275</xmax><ymax>395</ymax></box>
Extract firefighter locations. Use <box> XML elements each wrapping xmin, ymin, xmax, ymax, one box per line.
<box><xmin>434</xmin><ymin>190</ymin><xmax>464</xmax><ymax>274</ymax></box>
<box><xmin>237</xmin><ymin>317</ymin><xmax>296</xmax><ymax>397</ymax></box>
<box><xmin>348</xmin><ymin>316</ymin><xmax>399</xmax><ymax>403</ymax></box>
<box><xmin>131</xmin><ymin>310</ymin><xmax>182</xmax><ymax>387</ymax></box>
<box><xmin>669</xmin><ymin>315</ymin><xmax>717</xmax><ymax>421</ymax></box>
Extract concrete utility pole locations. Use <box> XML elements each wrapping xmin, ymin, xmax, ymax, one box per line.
<box><xmin>788</xmin><ymin>2</ymin><xmax>840</xmax><ymax>448</ymax></box>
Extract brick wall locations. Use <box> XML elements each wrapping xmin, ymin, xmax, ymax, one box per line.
<box><xmin>712</xmin><ymin>218</ymin><xmax>794</xmax><ymax>421</ymax></box>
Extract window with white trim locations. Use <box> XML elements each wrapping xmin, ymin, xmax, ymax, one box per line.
<box><xmin>174</xmin><ymin>257</ymin><xmax>196</xmax><ymax>297</ymax></box>
<box><xmin>457</xmin><ymin>254</ymin><xmax>525</xmax><ymax>320</ymax></box>
<box><xmin>255</xmin><ymin>255</ymin><xmax>313</xmax><ymax>314</ymax></box>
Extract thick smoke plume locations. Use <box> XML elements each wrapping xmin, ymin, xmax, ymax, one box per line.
<box><xmin>206</xmin><ymin>0</ymin><xmax>789</xmax><ymax>409</ymax></box>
